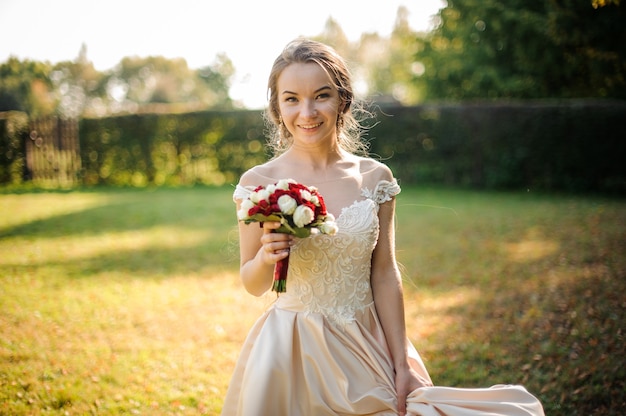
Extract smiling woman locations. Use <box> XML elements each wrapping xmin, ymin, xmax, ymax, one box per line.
<box><xmin>223</xmin><ymin>38</ymin><xmax>545</xmax><ymax>416</ymax></box>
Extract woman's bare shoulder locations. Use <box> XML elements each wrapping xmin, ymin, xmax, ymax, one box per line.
<box><xmin>355</xmin><ymin>156</ymin><xmax>394</xmax><ymax>182</ymax></box>
<box><xmin>238</xmin><ymin>161</ymin><xmax>282</xmax><ymax>187</ymax></box>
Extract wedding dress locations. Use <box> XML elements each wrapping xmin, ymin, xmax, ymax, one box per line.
<box><xmin>223</xmin><ymin>171</ymin><xmax>544</xmax><ymax>416</ymax></box>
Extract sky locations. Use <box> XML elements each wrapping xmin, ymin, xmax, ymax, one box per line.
<box><xmin>0</xmin><ymin>0</ymin><xmax>444</xmax><ymax>108</ymax></box>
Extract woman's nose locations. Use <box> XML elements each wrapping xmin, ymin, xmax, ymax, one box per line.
<box><xmin>302</xmin><ymin>100</ymin><xmax>318</xmax><ymax>118</ymax></box>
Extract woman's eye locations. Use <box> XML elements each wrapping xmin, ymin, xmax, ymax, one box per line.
<box><xmin>285</xmin><ymin>97</ymin><xmax>297</xmax><ymax>103</ymax></box>
<box><xmin>316</xmin><ymin>93</ymin><xmax>330</xmax><ymax>100</ymax></box>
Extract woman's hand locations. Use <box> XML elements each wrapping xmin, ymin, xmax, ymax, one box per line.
<box><xmin>259</xmin><ymin>221</ymin><xmax>293</xmax><ymax>265</ymax></box>
<box><xmin>395</xmin><ymin>365</ymin><xmax>432</xmax><ymax>415</ymax></box>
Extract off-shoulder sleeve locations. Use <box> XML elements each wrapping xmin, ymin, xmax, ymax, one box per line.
<box><xmin>233</xmin><ymin>184</ymin><xmax>254</xmax><ymax>202</ymax></box>
<box><xmin>361</xmin><ymin>179</ymin><xmax>401</xmax><ymax>205</ymax></box>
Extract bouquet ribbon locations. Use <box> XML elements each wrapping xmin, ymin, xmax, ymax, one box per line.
<box><xmin>273</xmin><ymin>255</ymin><xmax>289</xmax><ymax>293</ymax></box>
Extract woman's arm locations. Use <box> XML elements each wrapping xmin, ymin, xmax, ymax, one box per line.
<box><xmin>371</xmin><ymin>196</ymin><xmax>431</xmax><ymax>414</ymax></box>
<box><xmin>371</xmin><ymin>197</ymin><xmax>410</xmax><ymax>368</ymax></box>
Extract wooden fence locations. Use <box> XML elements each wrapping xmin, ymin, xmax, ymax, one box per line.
<box><xmin>25</xmin><ymin>117</ymin><xmax>81</xmax><ymax>187</ymax></box>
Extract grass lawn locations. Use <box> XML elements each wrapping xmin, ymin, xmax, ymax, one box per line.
<box><xmin>0</xmin><ymin>186</ymin><xmax>624</xmax><ymax>415</ymax></box>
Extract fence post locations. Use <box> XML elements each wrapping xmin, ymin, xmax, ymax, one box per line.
<box><xmin>26</xmin><ymin>116</ymin><xmax>81</xmax><ymax>187</ymax></box>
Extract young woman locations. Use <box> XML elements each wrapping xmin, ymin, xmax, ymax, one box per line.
<box><xmin>223</xmin><ymin>38</ymin><xmax>544</xmax><ymax>416</ymax></box>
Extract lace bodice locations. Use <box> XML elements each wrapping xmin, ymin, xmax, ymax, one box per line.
<box><xmin>234</xmin><ymin>179</ymin><xmax>400</xmax><ymax>326</ymax></box>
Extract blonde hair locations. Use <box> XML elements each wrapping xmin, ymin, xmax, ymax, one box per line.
<box><xmin>265</xmin><ymin>38</ymin><xmax>370</xmax><ymax>156</ymax></box>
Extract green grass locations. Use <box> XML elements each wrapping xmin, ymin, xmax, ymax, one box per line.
<box><xmin>1</xmin><ymin>186</ymin><xmax>624</xmax><ymax>415</ymax></box>
<box><xmin>395</xmin><ymin>187</ymin><xmax>625</xmax><ymax>414</ymax></box>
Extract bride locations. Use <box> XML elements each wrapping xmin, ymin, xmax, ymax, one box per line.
<box><xmin>222</xmin><ymin>38</ymin><xmax>544</xmax><ymax>416</ymax></box>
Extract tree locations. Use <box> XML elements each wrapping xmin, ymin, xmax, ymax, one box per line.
<box><xmin>314</xmin><ymin>9</ymin><xmax>426</xmax><ymax>105</ymax></box>
<box><xmin>97</xmin><ymin>53</ymin><xmax>235</xmax><ymax>114</ymax></box>
<box><xmin>361</xmin><ymin>7</ymin><xmax>425</xmax><ymax>104</ymax></box>
<box><xmin>51</xmin><ymin>44</ymin><xmax>104</xmax><ymax>118</ymax></box>
<box><xmin>544</xmin><ymin>0</ymin><xmax>626</xmax><ymax>97</ymax></box>
<box><xmin>314</xmin><ymin>17</ymin><xmax>352</xmax><ymax>60</ymax></box>
<box><xmin>0</xmin><ymin>58</ymin><xmax>56</xmax><ymax>116</ymax></box>
<box><xmin>415</xmin><ymin>0</ymin><xmax>626</xmax><ymax>100</ymax></box>
<box><xmin>197</xmin><ymin>53</ymin><xmax>235</xmax><ymax>110</ymax></box>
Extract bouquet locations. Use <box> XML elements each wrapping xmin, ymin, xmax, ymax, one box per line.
<box><xmin>237</xmin><ymin>179</ymin><xmax>338</xmax><ymax>292</ymax></box>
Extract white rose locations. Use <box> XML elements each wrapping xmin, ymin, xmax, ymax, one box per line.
<box><xmin>277</xmin><ymin>195</ymin><xmax>297</xmax><ymax>215</ymax></box>
<box><xmin>237</xmin><ymin>199</ymin><xmax>255</xmax><ymax>220</ymax></box>
<box><xmin>310</xmin><ymin>195</ymin><xmax>319</xmax><ymax>205</ymax></box>
<box><xmin>250</xmin><ymin>189</ymin><xmax>270</xmax><ymax>203</ymax></box>
<box><xmin>275</xmin><ymin>179</ymin><xmax>291</xmax><ymax>190</ymax></box>
<box><xmin>266</xmin><ymin>184</ymin><xmax>276</xmax><ymax>193</ymax></box>
<box><xmin>249</xmin><ymin>191</ymin><xmax>260</xmax><ymax>203</ymax></box>
<box><xmin>320</xmin><ymin>220</ymin><xmax>339</xmax><ymax>235</ymax></box>
<box><xmin>300</xmin><ymin>189</ymin><xmax>312</xmax><ymax>201</ymax></box>
<box><xmin>293</xmin><ymin>205</ymin><xmax>315</xmax><ymax>228</ymax></box>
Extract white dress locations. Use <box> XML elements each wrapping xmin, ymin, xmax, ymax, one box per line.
<box><xmin>223</xmin><ymin>176</ymin><xmax>544</xmax><ymax>416</ymax></box>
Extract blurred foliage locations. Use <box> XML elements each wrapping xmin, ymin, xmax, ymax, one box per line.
<box><xmin>415</xmin><ymin>0</ymin><xmax>626</xmax><ymax>99</ymax></box>
<box><xmin>0</xmin><ymin>58</ymin><xmax>56</xmax><ymax>117</ymax></box>
<box><xmin>0</xmin><ymin>46</ymin><xmax>235</xmax><ymax>118</ymax></box>
<box><xmin>50</xmin><ymin>44</ymin><xmax>103</xmax><ymax>118</ymax></box>
<box><xmin>100</xmin><ymin>54</ymin><xmax>234</xmax><ymax>115</ymax></box>
<box><xmin>315</xmin><ymin>7</ymin><xmax>425</xmax><ymax>105</ymax></box>
<box><xmin>369</xmin><ymin>100</ymin><xmax>626</xmax><ymax>194</ymax></box>
<box><xmin>362</xmin><ymin>7</ymin><xmax>425</xmax><ymax>104</ymax></box>
<box><xmin>79</xmin><ymin>110</ymin><xmax>266</xmax><ymax>187</ymax></box>
<box><xmin>0</xmin><ymin>111</ymin><xmax>28</xmax><ymax>184</ymax></box>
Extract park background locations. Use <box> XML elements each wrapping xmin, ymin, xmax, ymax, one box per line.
<box><xmin>1</xmin><ymin>0</ymin><xmax>625</xmax><ymax>415</ymax></box>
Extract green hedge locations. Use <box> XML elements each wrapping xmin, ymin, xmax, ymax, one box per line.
<box><xmin>79</xmin><ymin>110</ymin><xmax>268</xmax><ymax>187</ymax></box>
<box><xmin>0</xmin><ymin>111</ymin><xmax>28</xmax><ymax>184</ymax></box>
<box><xmin>2</xmin><ymin>100</ymin><xmax>625</xmax><ymax>194</ymax></box>
<box><xmin>368</xmin><ymin>101</ymin><xmax>626</xmax><ymax>194</ymax></box>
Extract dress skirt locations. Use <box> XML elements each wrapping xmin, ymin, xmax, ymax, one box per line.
<box><xmin>221</xmin><ymin>299</ymin><xmax>544</xmax><ymax>416</ymax></box>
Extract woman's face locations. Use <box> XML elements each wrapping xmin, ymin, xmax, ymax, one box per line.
<box><xmin>276</xmin><ymin>62</ymin><xmax>343</xmax><ymax>149</ymax></box>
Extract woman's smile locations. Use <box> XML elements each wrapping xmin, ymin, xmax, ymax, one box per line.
<box><xmin>299</xmin><ymin>122</ymin><xmax>323</xmax><ymax>131</ymax></box>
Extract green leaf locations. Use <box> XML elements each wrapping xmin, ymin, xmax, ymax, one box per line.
<box><xmin>243</xmin><ymin>214</ymin><xmax>282</xmax><ymax>224</ymax></box>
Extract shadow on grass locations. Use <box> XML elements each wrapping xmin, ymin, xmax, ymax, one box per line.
<box><xmin>428</xmin><ymin>262</ymin><xmax>625</xmax><ymax>414</ymax></box>
<box><xmin>408</xmin><ymin>236</ymin><xmax>626</xmax><ymax>415</ymax></box>
<box><xmin>1</xmin><ymin>239</ymin><xmax>239</xmax><ymax>279</ymax></box>
<box><xmin>0</xmin><ymin>187</ymin><xmax>241</xmax><ymax>279</ymax></box>
<box><xmin>0</xmin><ymin>187</ymin><xmax>236</xmax><ymax>239</ymax></box>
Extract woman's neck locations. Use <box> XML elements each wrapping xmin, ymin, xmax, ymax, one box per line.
<box><xmin>283</xmin><ymin>144</ymin><xmax>345</xmax><ymax>172</ymax></box>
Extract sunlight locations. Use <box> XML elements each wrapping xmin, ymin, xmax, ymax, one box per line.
<box><xmin>504</xmin><ymin>239</ymin><xmax>559</xmax><ymax>262</ymax></box>
<box><xmin>502</xmin><ymin>226</ymin><xmax>560</xmax><ymax>263</ymax></box>
<box><xmin>404</xmin><ymin>288</ymin><xmax>482</xmax><ymax>339</ymax></box>
<box><xmin>0</xmin><ymin>193</ymin><xmax>108</xmax><ymax>229</ymax></box>
<box><xmin>0</xmin><ymin>227</ymin><xmax>212</xmax><ymax>266</ymax></box>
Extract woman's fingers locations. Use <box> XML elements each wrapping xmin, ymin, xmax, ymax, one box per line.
<box><xmin>264</xmin><ymin>240</ymin><xmax>290</xmax><ymax>254</ymax></box>
<box><xmin>262</xmin><ymin>221</ymin><xmax>282</xmax><ymax>233</ymax></box>
<box><xmin>259</xmin><ymin>222</ymin><xmax>293</xmax><ymax>262</ymax></box>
